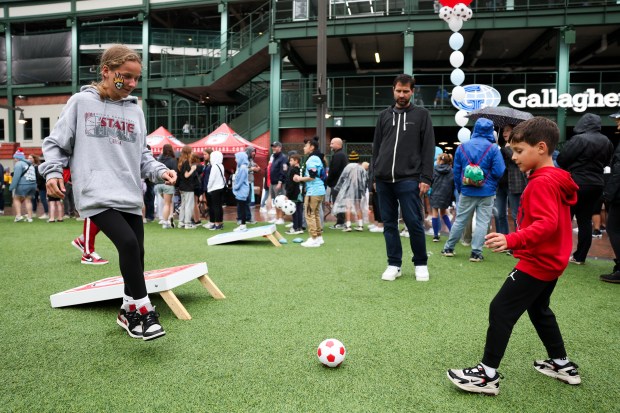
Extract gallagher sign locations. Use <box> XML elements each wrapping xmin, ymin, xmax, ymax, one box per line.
<box><xmin>451</xmin><ymin>84</ymin><xmax>501</xmax><ymax>111</ymax></box>
<box><xmin>508</xmin><ymin>88</ymin><xmax>620</xmax><ymax>113</ymax></box>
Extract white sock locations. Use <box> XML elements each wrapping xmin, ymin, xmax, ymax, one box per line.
<box><xmin>122</xmin><ymin>294</ymin><xmax>133</xmax><ymax>311</ymax></box>
<box><xmin>134</xmin><ymin>296</ymin><xmax>153</xmax><ymax>312</ymax></box>
<box><xmin>480</xmin><ymin>363</ymin><xmax>496</xmax><ymax>378</ymax></box>
<box><xmin>553</xmin><ymin>357</ymin><xmax>569</xmax><ymax>366</ymax></box>
<box><xmin>357</xmin><ymin>220</ymin><xmax>363</xmax><ymax>227</ymax></box>
<box><xmin>345</xmin><ymin>221</ymin><xmax>351</xmax><ymax>227</ymax></box>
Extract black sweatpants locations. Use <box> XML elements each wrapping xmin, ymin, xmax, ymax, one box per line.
<box><xmin>571</xmin><ymin>186</ymin><xmax>603</xmax><ymax>262</ymax></box>
<box><xmin>482</xmin><ymin>268</ymin><xmax>567</xmax><ymax>369</ymax></box>
<box><xmin>90</xmin><ymin>209</ymin><xmax>147</xmax><ymax>300</ymax></box>
<box><xmin>606</xmin><ymin>202</ymin><xmax>620</xmax><ymax>269</ymax></box>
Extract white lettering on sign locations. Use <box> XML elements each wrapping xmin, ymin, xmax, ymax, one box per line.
<box><xmin>508</xmin><ymin>88</ymin><xmax>620</xmax><ymax>113</ymax></box>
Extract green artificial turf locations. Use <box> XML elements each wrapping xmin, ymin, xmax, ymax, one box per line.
<box><xmin>1</xmin><ymin>216</ymin><xmax>618</xmax><ymax>412</ymax></box>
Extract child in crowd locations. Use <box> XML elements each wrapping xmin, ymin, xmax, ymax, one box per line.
<box><xmin>332</xmin><ymin>151</ymin><xmax>368</xmax><ymax>232</ymax></box>
<box><xmin>232</xmin><ymin>151</ymin><xmax>250</xmax><ymax>232</ymax></box>
<box><xmin>294</xmin><ymin>138</ymin><xmax>326</xmax><ymax>247</ymax></box>
<box><xmin>177</xmin><ymin>145</ymin><xmax>198</xmax><ymax>229</ymax></box>
<box><xmin>447</xmin><ymin>117</ymin><xmax>581</xmax><ymax>395</ymax></box>
<box><xmin>429</xmin><ymin>153</ymin><xmax>454</xmax><ymax>242</ymax></box>
<box><xmin>285</xmin><ymin>153</ymin><xmax>304</xmax><ymax>235</ymax></box>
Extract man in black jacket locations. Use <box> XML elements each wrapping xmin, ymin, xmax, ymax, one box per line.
<box><xmin>373</xmin><ymin>74</ymin><xmax>436</xmax><ymax>282</ymax></box>
<box><xmin>325</xmin><ymin>137</ymin><xmax>348</xmax><ymax>229</ymax></box>
<box><xmin>557</xmin><ymin>113</ymin><xmax>614</xmax><ymax>265</ymax></box>
<box><xmin>600</xmin><ymin>109</ymin><xmax>620</xmax><ymax>283</ymax></box>
<box><xmin>269</xmin><ymin>141</ymin><xmax>288</xmax><ymax>225</ymax></box>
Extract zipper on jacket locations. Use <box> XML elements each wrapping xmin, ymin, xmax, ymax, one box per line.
<box><xmin>391</xmin><ymin>112</ymin><xmax>401</xmax><ymax>183</ymax></box>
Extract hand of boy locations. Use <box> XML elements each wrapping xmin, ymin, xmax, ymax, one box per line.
<box><xmin>485</xmin><ymin>232</ymin><xmax>507</xmax><ymax>252</ymax></box>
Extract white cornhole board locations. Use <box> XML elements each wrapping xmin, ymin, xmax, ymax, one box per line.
<box><xmin>50</xmin><ymin>262</ymin><xmax>225</xmax><ymax>320</ymax></box>
<box><xmin>207</xmin><ymin>224</ymin><xmax>283</xmax><ymax>247</ymax></box>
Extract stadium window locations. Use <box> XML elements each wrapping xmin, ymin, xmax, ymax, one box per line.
<box><xmin>24</xmin><ymin>118</ymin><xmax>33</xmax><ymax>141</ymax></box>
<box><xmin>41</xmin><ymin>118</ymin><xmax>50</xmax><ymax>139</ymax></box>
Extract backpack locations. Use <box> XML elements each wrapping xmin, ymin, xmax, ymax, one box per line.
<box><xmin>460</xmin><ymin>144</ymin><xmax>493</xmax><ymax>187</ymax></box>
<box><xmin>23</xmin><ymin>164</ymin><xmax>36</xmax><ymax>182</ymax></box>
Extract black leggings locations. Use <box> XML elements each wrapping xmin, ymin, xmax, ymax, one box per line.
<box><xmin>90</xmin><ymin>209</ymin><xmax>147</xmax><ymax>299</ymax></box>
<box><xmin>482</xmin><ymin>268</ymin><xmax>566</xmax><ymax>368</ymax></box>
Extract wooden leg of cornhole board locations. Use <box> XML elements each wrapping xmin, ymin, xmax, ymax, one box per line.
<box><xmin>264</xmin><ymin>233</ymin><xmax>282</xmax><ymax>247</ymax></box>
<box><xmin>198</xmin><ymin>275</ymin><xmax>226</xmax><ymax>299</ymax></box>
<box><xmin>159</xmin><ymin>290</ymin><xmax>192</xmax><ymax>320</ymax></box>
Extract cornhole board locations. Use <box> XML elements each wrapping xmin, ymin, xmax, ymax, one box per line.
<box><xmin>207</xmin><ymin>224</ymin><xmax>283</xmax><ymax>247</ymax></box>
<box><xmin>49</xmin><ymin>262</ymin><xmax>224</xmax><ymax>320</ymax></box>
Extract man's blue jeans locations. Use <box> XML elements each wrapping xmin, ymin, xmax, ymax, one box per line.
<box><xmin>444</xmin><ymin>195</ymin><xmax>494</xmax><ymax>255</ymax></box>
<box><xmin>376</xmin><ymin>180</ymin><xmax>428</xmax><ymax>268</ymax></box>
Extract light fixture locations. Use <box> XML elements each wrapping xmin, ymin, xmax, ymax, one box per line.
<box><xmin>18</xmin><ymin>110</ymin><xmax>27</xmax><ymax>125</ymax></box>
<box><xmin>325</xmin><ymin>112</ymin><xmax>332</xmax><ymax>119</ymax></box>
<box><xmin>438</xmin><ymin>141</ymin><xmax>448</xmax><ymax>145</ymax></box>
<box><xmin>445</xmin><ymin>146</ymin><xmax>453</xmax><ymax>150</ymax></box>
<box><xmin>374</xmin><ymin>52</ymin><xmax>380</xmax><ymax>63</ymax></box>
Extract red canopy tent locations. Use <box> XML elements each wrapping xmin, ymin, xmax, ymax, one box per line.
<box><xmin>189</xmin><ymin>123</ymin><xmax>268</xmax><ymax>157</ymax></box>
<box><xmin>146</xmin><ymin>126</ymin><xmax>185</xmax><ymax>155</ymax></box>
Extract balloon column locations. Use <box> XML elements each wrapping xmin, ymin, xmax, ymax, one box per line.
<box><xmin>439</xmin><ymin>0</ymin><xmax>473</xmax><ymax>143</ymax></box>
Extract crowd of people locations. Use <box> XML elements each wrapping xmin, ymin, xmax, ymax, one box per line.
<box><xmin>3</xmin><ymin>58</ymin><xmax>619</xmax><ymax>369</ymax></box>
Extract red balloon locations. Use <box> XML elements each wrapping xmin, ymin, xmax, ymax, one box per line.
<box><xmin>439</xmin><ymin>0</ymin><xmax>472</xmax><ymax>6</ymax></box>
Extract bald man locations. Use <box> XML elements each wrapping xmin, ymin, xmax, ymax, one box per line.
<box><xmin>326</xmin><ymin>137</ymin><xmax>348</xmax><ymax>229</ymax></box>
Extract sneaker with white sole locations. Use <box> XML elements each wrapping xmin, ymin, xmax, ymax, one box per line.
<box><xmin>71</xmin><ymin>237</ymin><xmax>85</xmax><ymax>253</ymax></box>
<box><xmin>300</xmin><ymin>238</ymin><xmax>321</xmax><ymax>248</ymax></box>
<box><xmin>415</xmin><ymin>265</ymin><xmax>429</xmax><ymax>281</ymax></box>
<box><xmin>369</xmin><ymin>226</ymin><xmax>384</xmax><ymax>233</ymax></box>
<box><xmin>441</xmin><ymin>248</ymin><xmax>455</xmax><ymax>257</ymax></box>
<box><xmin>138</xmin><ymin>306</ymin><xmax>165</xmax><ymax>341</ymax></box>
<box><xmin>81</xmin><ymin>252</ymin><xmax>109</xmax><ymax>265</ymax></box>
<box><xmin>400</xmin><ymin>229</ymin><xmax>409</xmax><ymax>238</ymax></box>
<box><xmin>447</xmin><ymin>364</ymin><xmax>501</xmax><ymax>396</ymax></box>
<box><xmin>317</xmin><ymin>236</ymin><xmax>324</xmax><ymax>245</ymax></box>
<box><xmin>342</xmin><ymin>226</ymin><xmax>352</xmax><ymax>232</ymax></box>
<box><xmin>116</xmin><ymin>305</ymin><xmax>143</xmax><ymax>339</ymax></box>
<box><xmin>274</xmin><ymin>218</ymin><xmax>285</xmax><ymax>225</ymax></box>
<box><xmin>381</xmin><ymin>265</ymin><xmax>402</xmax><ymax>281</ymax></box>
<box><xmin>39</xmin><ymin>214</ymin><xmax>49</xmax><ymax>220</ymax></box>
<box><xmin>533</xmin><ymin>359</ymin><xmax>581</xmax><ymax>385</ymax></box>
<box><xmin>233</xmin><ymin>224</ymin><xmax>248</xmax><ymax>232</ymax></box>
<box><xmin>184</xmin><ymin>223</ymin><xmax>196</xmax><ymax>230</ymax></box>
<box><xmin>14</xmin><ymin>215</ymin><xmax>23</xmax><ymax>222</ymax></box>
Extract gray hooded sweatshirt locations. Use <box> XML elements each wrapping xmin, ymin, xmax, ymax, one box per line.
<box><xmin>39</xmin><ymin>85</ymin><xmax>169</xmax><ymax>218</ymax></box>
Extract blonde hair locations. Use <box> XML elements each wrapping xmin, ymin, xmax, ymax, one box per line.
<box><xmin>93</xmin><ymin>44</ymin><xmax>142</xmax><ymax>100</ymax></box>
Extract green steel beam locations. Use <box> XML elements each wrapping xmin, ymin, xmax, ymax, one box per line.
<box><xmin>4</xmin><ymin>22</ymin><xmax>15</xmax><ymax>143</ymax></box>
<box><xmin>556</xmin><ymin>27</ymin><xmax>574</xmax><ymax>143</ymax></box>
<box><xmin>269</xmin><ymin>40</ymin><xmax>281</xmax><ymax>143</ymax></box>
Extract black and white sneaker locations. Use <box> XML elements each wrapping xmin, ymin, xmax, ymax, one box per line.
<box><xmin>116</xmin><ymin>305</ymin><xmax>143</xmax><ymax>339</ymax></box>
<box><xmin>447</xmin><ymin>364</ymin><xmax>501</xmax><ymax>396</ymax></box>
<box><xmin>469</xmin><ymin>252</ymin><xmax>484</xmax><ymax>262</ymax></box>
<box><xmin>441</xmin><ymin>248</ymin><xmax>455</xmax><ymax>257</ymax></box>
<box><xmin>533</xmin><ymin>359</ymin><xmax>581</xmax><ymax>385</ymax></box>
<box><xmin>139</xmin><ymin>306</ymin><xmax>166</xmax><ymax>341</ymax></box>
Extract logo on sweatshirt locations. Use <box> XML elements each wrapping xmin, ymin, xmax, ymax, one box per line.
<box><xmin>84</xmin><ymin>112</ymin><xmax>137</xmax><ymax>143</ymax></box>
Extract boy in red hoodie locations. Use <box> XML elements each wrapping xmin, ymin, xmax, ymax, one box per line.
<box><xmin>447</xmin><ymin>117</ymin><xmax>581</xmax><ymax>395</ymax></box>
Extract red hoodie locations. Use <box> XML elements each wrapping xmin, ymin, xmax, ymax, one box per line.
<box><xmin>505</xmin><ymin>166</ymin><xmax>578</xmax><ymax>281</ymax></box>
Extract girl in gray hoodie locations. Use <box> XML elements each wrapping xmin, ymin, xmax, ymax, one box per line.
<box><xmin>40</xmin><ymin>45</ymin><xmax>177</xmax><ymax>341</ymax></box>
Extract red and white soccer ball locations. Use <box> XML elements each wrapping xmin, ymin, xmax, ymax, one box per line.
<box><xmin>317</xmin><ymin>338</ymin><xmax>346</xmax><ymax>368</ymax></box>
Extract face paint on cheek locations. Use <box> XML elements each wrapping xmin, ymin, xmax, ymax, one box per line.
<box><xmin>113</xmin><ymin>72</ymin><xmax>125</xmax><ymax>90</ymax></box>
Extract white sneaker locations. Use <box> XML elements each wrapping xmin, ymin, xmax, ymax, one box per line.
<box><xmin>259</xmin><ymin>207</ymin><xmax>267</xmax><ymax>213</ymax></box>
<box><xmin>38</xmin><ymin>214</ymin><xmax>49</xmax><ymax>220</ymax></box>
<box><xmin>233</xmin><ymin>225</ymin><xmax>248</xmax><ymax>232</ymax></box>
<box><xmin>274</xmin><ymin>218</ymin><xmax>285</xmax><ymax>225</ymax></box>
<box><xmin>184</xmin><ymin>224</ymin><xmax>197</xmax><ymax>230</ymax></box>
<box><xmin>317</xmin><ymin>236</ymin><xmax>324</xmax><ymax>245</ymax></box>
<box><xmin>162</xmin><ymin>223</ymin><xmax>171</xmax><ymax>229</ymax></box>
<box><xmin>381</xmin><ymin>265</ymin><xmax>402</xmax><ymax>281</ymax></box>
<box><xmin>25</xmin><ymin>217</ymin><xmax>33</xmax><ymax>223</ymax></box>
<box><xmin>400</xmin><ymin>229</ymin><xmax>409</xmax><ymax>238</ymax></box>
<box><xmin>368</xmin><ymin>224</ymin><xmax>377</xmax><ymax>230</ymax></box>
<box><xmin>178</xmin><ymin>222</ymin><xmax>185</xmax><ymax>228</ymax></box>
<box><xmin>370</xmin><ymin>226</ymin><xmax>384</xmax><ymax>233</ymax></box>
<box><xmin>158</xmin><ymin>219</ymin><xmax>166</xmax><ymax>225</ymax></box>
<box><xmin>415</xmin><ymin>265</ymin><xmax>430</xmax><ymax>281</ymax></box>
<box><xmin>203</xmin><ymin>222</ymin><xmax>215</xmax><ymax>229</ymax></box>
<box><xmin>14</xmin><ymin>215</ymin><xmax>23</xmax><ymax>222</ymax></box>
<box><xmin>268</xmin><ymin>208</ymin><xmax>277</xmax><ymax>215</ymax></box>
<box><xmin>285</xmin><ymin>223</ymin><xmax>293</xmax><ymax>228</ymax></box>
<box><xmin>301</xmin><ymin>238</ymin><xmax>321</xmax><ymax>248</ymax></box>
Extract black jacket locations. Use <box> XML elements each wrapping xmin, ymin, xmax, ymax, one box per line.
<box><xmin>557</xmin><ymin>113</ymin><xmax>614</xmax><ymax>188</ymax></box>
<box><xmin>604</xmin><ymin>144</ymin><xmax>620</xmax><ymax>203</ymax></box>
<box><xmin>372</xmin><ymin>104</ymin><xmax>435</xmax><ymax>185</ymax></box>
<box><xmin>325</xmin><ymin>149</ymin><xmax>348</xmax><ymax>188</ymax></box>
<box><xmin>269</xmin><ymin>152</ymin><xmax>288</xmax><ymax>185</ymax></box>
<box><xmin>285</xmin><ymin>165</ymin><xmax>301</xmax><ymax>201</ymax></box>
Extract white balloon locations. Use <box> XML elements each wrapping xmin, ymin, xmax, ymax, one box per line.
<box><xmin>452</xmin><ymin>85</ymin><xmax>466</xmax><ymax>101</ymax></box>
<box><xmin>450</xmin><ymin>51</ymin><xmax>464</xmax><ymax>68</ymax></box>
<box><xmin>439</xmin><ymin>6</ymin><xmax>453</xmax><ymax>22</ymax></box>
<box><xmin>462</xmin><ymin>8</ymin><xmax>473</xmax><ymax>21</ymax></box>
<box><xmin>448</xmin><ymin>16</ymin><xmax>463</xmax><ymax>32</ymax></box>
<box><xmin>455</xmin><ymin>110</ymin><xmax>469</xmax><ymax>127</ymax></box>
<box><xmin>449</xmin><ymin>32</ymin><xmax>464</xmax><ymax>50</ymax></box>
<box><xmin>450</xmin><ymin>68</ymin><xmax>465</xmax><ymax>86</ymax></box>
<box><xmin>458</xmin><ymin>127</ymin><xmax>471</xmax><ymax>143</ymax></box>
